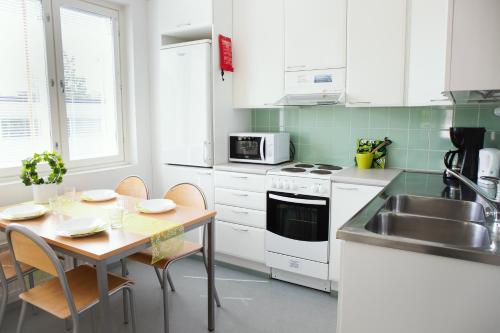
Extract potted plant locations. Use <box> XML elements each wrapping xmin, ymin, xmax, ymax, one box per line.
<box><xmin>20</xmin><ymin>152</ymin><xmax>67</xmax><ymax>204</ymax></box>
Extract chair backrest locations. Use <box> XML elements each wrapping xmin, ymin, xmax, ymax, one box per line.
<box><xmin>6</xmin><ymin>224</ymin><xmax>79</xmax><ymax>319</ymax></box>
<box><xmin>115</xmin><ymin>175</ymin><xmax>149</xmax><ymax>199</ymax></box>
<box><xmin>164</xmin><ymin>183</ymin><xmax>207</xmax><ymax>209</ymax></box>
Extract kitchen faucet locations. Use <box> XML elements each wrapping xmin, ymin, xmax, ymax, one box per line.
<box><xmin>445</xmin><ymin>168</ymin><xmax>500</xmax><ymax>222</ymax></box>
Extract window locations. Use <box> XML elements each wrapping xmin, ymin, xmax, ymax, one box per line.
<box><xmin>0</xmin><ymin>0</ymin><xmax>124</xmax><ymax>175</ymax></box>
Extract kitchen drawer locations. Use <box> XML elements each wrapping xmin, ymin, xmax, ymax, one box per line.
<box><xmin>215</xmin><ymin>204</ymin><xmax>266</xmax><ymax>229</ymax></box>
<box><xmin>215</xmin><ymin>171</ymin><xmax>266</xmax><ymax>193</ymax></box>
<box><xmin>215</xmin><ymin>188</ymin><xmax>266</xmax><ymax>211</ymax></box>
<box><xmin>266</xmin><ymin>251</ymin><xmax>329</xmax><ymax>280</ymax></box>
<box><xmin>216</xmin><ymin>220</ymin><xmax>265</xmax><ymax>263</ymax></box>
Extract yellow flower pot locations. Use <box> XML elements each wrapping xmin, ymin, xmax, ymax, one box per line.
<box><xmin>356</xmin><ymin>152</ymin><xmax>374</xmax><ymax>169</ymax></box>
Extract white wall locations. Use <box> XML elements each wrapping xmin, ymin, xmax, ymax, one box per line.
<box><xmin>0</xmin><ymin>0</ymin><xmax>153</xmax><ymax>206</ymax></box>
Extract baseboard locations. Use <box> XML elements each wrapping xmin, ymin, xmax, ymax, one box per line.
<box><xmin>215</xmin><ymin>253</ymin><xmax>270</xmax><ymax>276</ymax></box>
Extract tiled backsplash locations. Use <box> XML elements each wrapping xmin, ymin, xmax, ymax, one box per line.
<box><xmin>251</xmin><ymin>104</ymin><xmax>500</xmax><ymax>171</ymax></box>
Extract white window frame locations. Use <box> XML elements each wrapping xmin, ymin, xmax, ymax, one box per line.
<box><xmin>0</xmin><ymin>0</ymin><xmax>126</xmax><ymax>179</ymax></box>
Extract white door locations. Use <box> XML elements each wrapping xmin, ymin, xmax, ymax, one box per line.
<box><xmin>346</xmin><ymin>0</ymin><xmax>407</xmax><ymax>107</ymax></box>
<box><xmin>158</xmin><ymin>0</ymin><xmax>212</xmax><ymax>33</ymax></box>
<box><xmin>160</xmin><ymin>41</ymin><xmax>213</xmax><ymax>167</ymax></box>
<box><xmin>285</xmin><ymin>0</ymin><xmax>346</xmax><ymax>71</ymax></box>
<box><xmin>232</xmin><ymin>0</ymin><xmax>284</xmax><ymax>108</ymax></box>
<box><xmin>329</xmin><ymin>183</ymin><xmax>383</xmax><ymax>283</ymax></box>
<box><xmin>406</xmin><ymin>0</ymin><xmax>451</xmax><ymax>106</ymax></box>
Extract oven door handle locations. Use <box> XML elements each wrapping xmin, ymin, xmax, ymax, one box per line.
<box><xmin>260</xmin><ymin>137</ymin><xmax>266</xmax><ymax>161</ymax></box>
<box><xmin>269</xmin><ymin>194</ymin><xmax>327</xmax><ymax>206</ymax></box>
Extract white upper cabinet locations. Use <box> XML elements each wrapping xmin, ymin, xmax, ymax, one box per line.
<box><xmin>445</xmin><ymin>0</ymin><xmax>500</xmax><ymax>92</ymax></box>
<box><xmin>346</xmin><ymin>0</ymin><xmax>407</xmax><ymax>107</ymax></box>
<box><xmin>159</xmin><ymin>0</ymin><xmax>212</xmax><ymax>34</ymax></box>
<box><xmin>284</xmin><ymin>0</ymin><xmax>346</xmax><ymax>71</ymax></box>
<box><xmin>232</xmin><ymin>0</ymin><xmax>284</xmax><ymax>108</ymax></box>
<box><xmin>406</xmin><ymin>0</ymin><xmax>451</xmax><ymax>106</ymax></box>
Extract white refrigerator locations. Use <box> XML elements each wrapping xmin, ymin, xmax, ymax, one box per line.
<box><xmin>160</xmin><ymin>40</ymin><xmax>213</xmax><ymax>167</ymax></box>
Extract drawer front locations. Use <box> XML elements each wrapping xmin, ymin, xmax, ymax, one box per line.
<box><xmin>215</xmin><ymin>171</ymin><xmax>266</xmax><ymax>193</ymax></box>
<box><xmin>215</xmin><ymin>204</ymin><xmax>266</xmax><ymax>229</ymax></box>
<box><xmin>266</xmin><ymin>251</ymin><xmax>329</xmax><ymax>280</ymax></box>
<box><xmin>215</xmin><ymin>188</ymin><xmax>266</xmax><ymax>211</ymax></box>
<box><xmin>216</xmin><ymin>220</ymin><xmax>265</xmax><ymax>263</ymax></box>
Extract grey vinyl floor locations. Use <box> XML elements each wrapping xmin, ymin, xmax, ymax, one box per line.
<box><xmin>1</xmin><ymin>258</ymin><xmax>338</xmax><ymax>333</ymax></box>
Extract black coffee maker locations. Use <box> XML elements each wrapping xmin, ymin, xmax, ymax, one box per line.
<box><xmin>443</xmin><ymin>127</ymin><xmax>486</xmax><ymax>181</ymax></box>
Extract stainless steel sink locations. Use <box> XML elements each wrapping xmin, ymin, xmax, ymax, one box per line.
<box><xmin>364</xmin><ymin>195</ymin><xmax>491</xmax><ymax>248</ymax></box>
<box><xmin>365</xmin><ymin>212</ymin><xmax>491</xmax><ymax>248</ymax></box>
<box><xmin>384</xmin><ymin>195</ymin><xmax>486</xmax><ymax>223</ymax></box>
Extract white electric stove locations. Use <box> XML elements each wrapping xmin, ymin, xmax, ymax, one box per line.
<box><xmin>265</xmin><ymin>163</ymin><xmax>344</xmax><ymax>291</ymax></box>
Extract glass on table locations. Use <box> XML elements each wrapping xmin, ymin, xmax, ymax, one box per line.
<box><xmin>108</xmin><ymin>197</ymin><xmax>125</xmax><ymax>229</ymax></box>
<box><xmin>63</xmin><ymin>186</ymin><xmax>76</xmax><ymax>202</ymax></box>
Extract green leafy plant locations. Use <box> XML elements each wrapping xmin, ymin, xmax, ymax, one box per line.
<box><xmin>20</xmin><ymin>151</ymin><xmax>67</xmax><ymax>186</ymax></box>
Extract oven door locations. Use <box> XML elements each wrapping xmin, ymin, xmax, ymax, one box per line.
<box><xmin>266</xmin><ymin>191</ymin><xmax>330</xmax><ymax>263</ymax></box>
<box><xmin>229</xmin><ymin>136</ymin><xmax>265</xmax><ymax>162</ymax></box>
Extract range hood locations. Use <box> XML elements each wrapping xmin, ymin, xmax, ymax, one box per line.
<box><xmin>445</xmin><ymin>90</ymin><xmax>500</xmax><ymax>104</ymax></box>
<box><xmin>274</xmin><ymin>92</ymin><xmax>344</xmax><ymax>106</ymax></box>
<box><xmin>274</xmin><ymin>68</ymin><xmax>346</xmax><ymax>107</ymax></box>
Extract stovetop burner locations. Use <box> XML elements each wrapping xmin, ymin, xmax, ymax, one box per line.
<box><xmin>282</xmin><ymin>167</ymin><xmax>306</xmax><ymax>173</ymax></box>
<box><xmin>295</xmin><ymin>163</ymin><xmax>314</xmax><ymax>168</ymax></box>
<box><xmin>317</xmin><ymin>164</ymin><xmax>342</xmax><ymax>171</ymax></box>
<box><xmin>310</xmin><ymin>170</ymin><xmax>332</xmax><ymax>175</ymax></box>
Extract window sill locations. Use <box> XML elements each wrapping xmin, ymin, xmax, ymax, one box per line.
<box><xmin>0</xmin><ymin>161</ymin><xmax>138</xmax><ymax>187</ymax></box>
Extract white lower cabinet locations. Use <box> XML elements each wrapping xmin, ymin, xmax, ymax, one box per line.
<box><xmin>216</xmin><ymin>220</ymin><xmax>265</xmax><ymax>263</ymax></box>
<box><xmin>215</xmin><ymin>188</ymin><xmax>265</xmax><ymax>211</ymax></box>
<box><xmin>215</xmin><ymin>204</ymin><xmax>266</xmax><ymax>229</ymax></box>
<box><xmin>330</xmin><ymin>182</ymin><xmax>383</xmax><ymax>283</ymax></box>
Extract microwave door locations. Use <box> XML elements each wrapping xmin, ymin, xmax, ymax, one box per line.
<box><xmin>260</xmin><ymin>137</ymin><xmax>266</xmax><ymax>161</ymax></box>
<box><xmin>230</xmin><ymin>136</ymin><xmax>263</xmax><ymax>161</ymax></box>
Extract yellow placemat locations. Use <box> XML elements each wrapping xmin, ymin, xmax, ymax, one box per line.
<box><xmin>55</xmin><ymin>200</ymin><xmax>184</xmax><ymax>264</ymax></box>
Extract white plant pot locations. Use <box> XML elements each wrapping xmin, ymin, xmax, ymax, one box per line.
<box><xmin>32</xmin><ymin>184</ymin><xmax>58</xmax><ymax>204</ymax></box>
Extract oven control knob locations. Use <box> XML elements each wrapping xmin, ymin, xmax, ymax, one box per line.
<box><xmin>317</xmin><ymin>185</ymin><xmax>325</xmax><ymax>194</ymax></box>
<box><xmin>283</xmin><ymin>181</ymin><xmax>290</xmax><ymax>190</ymax></box>
<box><xmin>312</xmin><ymin>185</ymin><xmax>319</xmax><ymax>193</ymax></box>
<box><xmin>277</xmin><ymin>181</ymin><xmax>283</xmax><ymax>189</ymax></box>
<box><xmin>290</xmin><ymin>182</ymin><xmax>297</xmax><ymax>190</ymax></box>
<box><xmin>271</xmin><ymin>179</ymin><xmax>277</xmax><ymax>188</ymax></box>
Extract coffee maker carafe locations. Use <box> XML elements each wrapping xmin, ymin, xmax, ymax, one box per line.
<box><xmin>443</xmin><ymin>127</ymin><xmax>485</xmax><ymax>181</ymax></box>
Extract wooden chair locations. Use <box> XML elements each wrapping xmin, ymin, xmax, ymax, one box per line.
<box><xmin>0</xmin><ymin>249</ymin><xmax>36</xmax><ymax>330</ymax></box>
<box><xmin>125</xmin><ymin>183</ymin><xmax>221</xmax><ymax>333</ymax></box>
<box><xmin>115</xmin><ymin>175</ymin><xmax>149</xmax><ymax>200</ymax></box>
<box><xmin>5</xmin><ymin>224</ymin><xmax>137</xmax><ymax>333</ymax></box>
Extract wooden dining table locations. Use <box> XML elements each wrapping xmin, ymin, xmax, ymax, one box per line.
<box><xmin>0</xmin><ymin>194</ymin><xmax>217</xmax><ymax>333</ymax></box>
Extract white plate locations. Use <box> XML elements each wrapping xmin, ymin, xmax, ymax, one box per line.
<box><xmin>56</xmin><ymin>217</ymin><xmax>106</xmax><ymax>237</ymax></box>
<box><xmin>0</xmin><ymin>204</ymin><xmax>49</xmax><ymax>221</ymax></box>
<box><xmin>80</xmin><ymin>189</ymin><xmax>117</xmax><ymax>202</ymax></box>
<box><xmin>137</xmin><ymin>199</ymin><xmax>176</xmax><ymax>214</ymax></box>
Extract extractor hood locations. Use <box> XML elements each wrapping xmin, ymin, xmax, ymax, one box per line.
<box><xmin>274</xmin><ymin>68</ymin><xmax>346</xmax><ymax>106</ymax></box>
<box><xmin>445</xmin><ymin>90</ymin><xmax>500</xmax><ymax>104</ymax></box>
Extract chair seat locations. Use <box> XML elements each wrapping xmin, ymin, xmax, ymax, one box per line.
<box><xmin>128</xmin><ymin>241</ymin><xmax>203</xmax><ymax>269</ymax></box>
<box><xmin>0</xmin><ymin>250</ymin><xmax>33</xmax><ymax>281</ymax></box>
<box><xmin>19</xmin><ymin>265</ymin><xmax>132</xmax><ymax>319</ymax></box>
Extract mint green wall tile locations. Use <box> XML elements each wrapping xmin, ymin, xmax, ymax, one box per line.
<box><xmin>350</xmin><ymin>108</ymin><xmax>370</xmax><ymax>128</ymax></box>
<box><xmin>388</xmin><ymin>129</ymin><xmax>408</xmax><ymax>149</ymax></box>
<box><xmin>332</xmin><ymin>107</ymin><xmax>351</xmax><ymax>127</ymax></box>
<box><xmin>299</xmin><ymin>109</ymin><xmax>316</xmax><ymax>128</ymax></box>
<box><xmin>388</xmin><ymin>107</ymin><xmax>410</xmax><ymax>129</ymax></box>
<box><xmin>331</xmin><ymin>153</ymin><xmax>353</xmax><ymax>166</ymax></box>
<box><xmin>254</xmin><ymin>110</ymin><xmax>270</xmax><ymax>128</ymax></box>
<box><xmin>429</xmin><ymin>129</ymin><xmax>453</xmax><ymax>150</ymax></box>
<box><xmin>479</xmin><ymin>104</ymin><xmax>500</xmax><ymax>130</ymax></box>
<box><xmin>269</xmin><ymin>110</ymin><xmax>280</xmax><ymax>128</ymax></box>
<box><xmin>310</xmin><ymin>130</ymin><xmax>331</xmax><ymax>146</ymax></box>
<box><xmin>370</xmin><ymin>108</ymin><xmax>389</xmax><ymax>128</ymax></box>
<box><xmin>315</xmin><ymin>107</ymin><xmax>334</xmax><ymax>127</ymax></box>
<box><xmin>428</xmin><ymin>151</ymin><xmax>446</xmax><ymax>171</ymax></box>
<box><xmin>406</xmin><ymin>150</ymin><xmax>429</xmax><ymax>170</ymax></box>
<box><xmin>386</xmin><ymin>148</ymin><xmax>407</xmax><ymax>168</ymax></box>
<box><xmin>350</xmin><ymin>128</ymin><xmax>370</xmax><ymax>143</ymax></box>
<box><xmin>409</xmin><ymin>107</ymin><xmax>432</xmax><ymax>129</ymax></box>
<box><xmin>484</xmin><ymin>131</ymin><xmax>500</xmax><ymax>149</ymax></box>
<box><xmin>369</xmin><ymin>128</ymin><xmax>389</xmax><ymax>140</ymax></box>
<box><xmin>331</xmin><ymin>127</ymin><xmax>352</xmax><ymax>152</ymax></box>
<box><xmin>315</xmin><ymin>144</ymin><xmax>333</xmax><ymax>162</ymax></box>
<box><xmin>408</xmin><ymin>129</ymin><xmax>430</xmax><ymax>150</ymax></box>
<box><xmin>431</xmin><ymin>107</ymin><xmax>453</xmax><ymax>129</ymax></box>
<box><xmin>284</xmin><ymin>109</ymin><xmax>299</xmax><ymax>127</ymax></box>
<box><xmin>454</xmin><ymin>105</ymin><xmax>479</xmax><ymax>127</ymax></box>
<box><xmin>298</xmin><ymin>144</ymin><xmax>316</xmax><ymax>162</ymax></box>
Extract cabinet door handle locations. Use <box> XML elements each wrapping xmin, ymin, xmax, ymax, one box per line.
<box><xmin>430</xmin><ymin>98</ymin><xmax>450</xmax><ymax>102</ymax></box>
<box><xmin>349</xmin><ymin>101</ymin><xmax>371</xmax><ymax>105</ymax></box>
<box><xmin>232</xmin><ymin>193</ymin><xmax>248</xmax><ymax>197</ymax></box>
<box><xmin>232</xmin><ymin>227</ymin><xmax>249</xmax><ymax>232</ymax></box>
<box><xmin>286</xmin><ymin>65</ymin><xmax>306</xmax><ymax>70</ymax></box>
<box><xmin>231</xmin><ymin>176</ymin><xmax>248</xmax><ymax>179</ymax></box>
<box><xmin>197</xmin><ymin>172</ymin><xmax>212</xmax><ymax>176</ymax></box>
<box><xmin>232</xmin><ymin>210</ymin><xmax>249</xmax><ymax>215</ymax></box>
<box><xmin>335</xmin><ymin>186</ymin><xmax>360</xmax><ymax>191</ymax></box>
<box><xmin>176</xmin><ymin>22</ymin><xmax>191</xmax><ymax>27</ymax></box>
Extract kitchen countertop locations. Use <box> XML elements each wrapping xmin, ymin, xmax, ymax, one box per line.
<box><xmin>337</xmin><ymin>171</ymin><xmax>500</xmax><ymax>266</ymax></box>
<box><xmin>214</xmin><ymin>162</ymin><xmax>293</xmax><ymax>175</ymax></box>
<box><xmin>332</xmin><ymin>167</ymin><xmax>403</xmax><ymax>186</ymax></box>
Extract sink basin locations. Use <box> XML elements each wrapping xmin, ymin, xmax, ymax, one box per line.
<box><xmin>365</xmin><ymin>212</ymin><xmax>491</xmax><ymax>248</ymax></box>
<box><xmin>384</xmin><ymin>195</ymin><xmax>486</xmax><ymax>223</ymax></box>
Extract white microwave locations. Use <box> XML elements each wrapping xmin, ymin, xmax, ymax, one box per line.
<box><xmin>229</xmin><ymin>132</ymin><xmax>290</xmax><ymax>164</ymax></box>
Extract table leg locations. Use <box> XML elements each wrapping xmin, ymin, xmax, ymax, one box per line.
<box><xmin>207</xmin><ymin>217</ymin><xmax>215</xmax><ymax>331</ymax></box>
<box><xmin>96</xmin><ymin>261</ymin><xmax>112</xmax><ymax>333</ymax></box>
